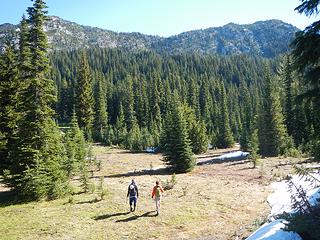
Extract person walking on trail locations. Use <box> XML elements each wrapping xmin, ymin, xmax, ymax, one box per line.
<box><xmin>127</xmin><ymin>179</ymin><xmax>139</xmax><ymax>212</ymax></box>
<box><xmin>151</xmin><ymin>181</ymin><xmax>164</xmax><ymax>215</ymax></box>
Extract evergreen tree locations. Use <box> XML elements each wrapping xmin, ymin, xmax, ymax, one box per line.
<box><xmin>93</xmin><ymin>73</ymin><xmax>108</xmax><ymax>142</ymax></box>
<box><xmin>280</xmin><ymin>55</ymin><xmax>295</xmax><ymax>138</ymax></box>
<box><xmin>122</xmin><ymin>75</ymin><xmax>135</xmax><ymax>131</ymax></box>
<box><xmin>292</xmin><ymin>0</ymin><xmax>320</xmax><ymax>158</ymax></box>
<box><xmin>162</xmin><ymin>95</ymin><xmax>195</xmax><ymax>173</ymax></box>
<box><xmin>57</xmin><ymin>77</ymin><xmax>73</xmax><ymax>123</ymax></box>
<box><xmin>189</xmin><ymin>120</ymin><xmax>208</xmax><ymax>154</ymax></box>
<box><xmin>292</xmin><ymin>0</ymin><xmax>320</xmax><ymax>103</ymax></box>
<box><xmin>149</xmin><ymin>74</ymin><xmax>162</xmax><ymax>134</ymax></box>
<box><xmin>9</xmin><ymin>0</ymin><xmax>68</xmax><ymax>199</ymax></box>
<box><xmin>258</xmin><ymin>71</ymin><xmax>292</xmax><ymax>156</ymax></box>
<box><xmin>18</xmin><ymin>15</ymin><xmax>32</xmax><ymax>84</ymax></box>
<box><xmin>114</xmin><ymin>103</ymin><xmax>127</xmax><ymax>145</ymax></box>
<box><xmin>217</xmin><ymin>83</ymin><xmax>234</xmax><ymax>148</ymax></box>
<box><xmin>64</xmin><ymin>111</ymin><xmax>86</xmax><ymax>177</ymax></box>
<box><xmin>182</xmin><ymin>104</ymin><xmax>208</xmax><ymax>154</ymax></box>
<box><xmin>0</xmin><ymin>43</ymin><xmax>20</xmax><ymax>173</ymax></box>
<box><xmin>76</xmin><ymin>51</ymin><xmax>94</xmax><ymax>140</ymax></box>
<box><xmin>188</xmin><ymin>77</ymin><xmax>200</xmax><ymax>118</ymax></box>
<box><xmin>239</xmin><ymin>82</ymin><xmax>253</xmax><ymax>151</ymax></box>
<box><xmin>199</xmin><ymin>81</ymin><xmax>211</xmax><ymax>122</ymax></box>
<box><xmin>248</xmin><ymin>116</ymin><xmax>260</xmax><ymax>168</ymax></box>
<box><xmin>134</xmin><ymin>77</ymin><xmax>148</xmax><ymax>128</ymax></box>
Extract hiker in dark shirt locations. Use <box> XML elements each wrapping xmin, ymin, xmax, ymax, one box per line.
<box><xmin>127</xmin><ymin>179</ymin><xmax>139</xmax><ymax>212</ymax></box>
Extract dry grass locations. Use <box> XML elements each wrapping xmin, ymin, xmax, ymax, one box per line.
<box><xmin>0</xmin><ymin>146</ymin><xmax>306</xmax><ymax>240</ymax></box>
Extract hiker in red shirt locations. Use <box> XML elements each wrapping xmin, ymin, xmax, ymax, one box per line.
<box><xmin>151</xmin><ymin>181</ymin><xmax>164</xmax><ymax>215</ymax></box>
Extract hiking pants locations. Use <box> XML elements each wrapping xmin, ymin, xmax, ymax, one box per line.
<box><xmin>155</xmin><ymin>196</ymin><xmax>161</xmax><ymax>213</ymax></box>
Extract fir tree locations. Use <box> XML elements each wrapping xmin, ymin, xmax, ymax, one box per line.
<box><xmin>0</xmin><ymin>43</ymin><xmax>20</xmax><ymax>173</ymax></box>
<box><xmin>258</xmin><ymin>71</ymin><xmax>292</xmax><ymax>156</ymax></box>
<box><xmin>64</xmin><ymin>111</ymin><xmax>86</xmax><ymax>177</ymax></box>
<box><xmin>76</xmin><ymin>51</ymin><xmax>94</xmax><ymax>140</ymax></box>
<box><xmin>240</xmin><ymin>82</ymin><xmax>253</xmax><ymax>151</ymax></box>
<box><xmin>11</xmin><ymin>0</ymin><xmax>68</xmax><ymax>199</ymax></box>
<box><xmin>162</xmin><ymin>95</ymin><xmax>195</xmax><ymax>173</ymax></box>
<box><xmin>57</xmin><ymin>78</ymin><xmax>73</xmax><ymax>123</ymax></box>
<box><xmin>122</xmin><ymin>75</ymin><xmax>135</xmax><ymax>131</ymax></box>
<box><xmin>280</xmin><ymin>55</ymin><xmax>295</xmax><ymax>138</ymax></box>
<box><xmin>18</xmin><ymin>15</ymin><xmax>33</xmax><ymax>84</ymax></box>
<box><xmin>248</xmin><ymin>117</ymin><xmax>260</xmax><ymax>168</ymax></box>
<box><xmin>199</xmin><ymin>82</ymin><xmax>211</xmax><ymax>122</ymax></box>
<box><xmin>217</xmin><ymin>83</ymin><xmax>234</xmax><ymax>148</ymax></box>
<box><xmin>182</xmin><ymin>104</ymin><xmax>208</xmax><ymax>154</ymax></box>
<box><xmin>114</xmin><ymin>103</ymin><xmax>127</xmax><ymax>145</ymax></box>
<box><xmin>93</xmin><ymin>73</ymin><xmax>108</xmax><ymax>142</ymax></box>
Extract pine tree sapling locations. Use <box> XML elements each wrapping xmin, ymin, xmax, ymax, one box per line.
<box><xmin>97</xmin><ymin>176</ymin><xmax>108</xmax><ymax>200</ymax></box>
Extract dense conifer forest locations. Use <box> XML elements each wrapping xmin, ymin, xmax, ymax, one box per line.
<box><xmin>49</xmin><ymin>47</ymin><xmax>318</xmax><ymax>158</ymax></box>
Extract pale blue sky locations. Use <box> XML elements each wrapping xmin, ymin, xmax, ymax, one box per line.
<box><xmin>0</xmin><ymin>0</ymin><xmax>317</xmax><ymax>37</ymax></box>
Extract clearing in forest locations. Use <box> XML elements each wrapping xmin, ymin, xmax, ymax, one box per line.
<box><xmin>0</xmin><ymin>146</ymin><xmax>302</xmax><ymax>240</ymax></box>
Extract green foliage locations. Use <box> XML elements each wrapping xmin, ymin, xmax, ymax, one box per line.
<box><xmin>258</xmin><ymin>71</ymin><xmax>292</xmax><ymax>157</ymax></box>
<box><xmin>51</xmin><ymin>48</ymin><xmax>271</xmax><ymax>150</ymax></box>
<box><xmin>291</xmin><ymin>0</ymin><xmax>320</xmax><ymax>160</ymax></box>
<box><xmin>1</xmin><ymin>0</ymin><xmax>70</xmax><ymax>200</ymax></box>
<box><xmin>239</xmin><ymin>82</ymin><xmax>254</xmax><ymax>151</ymax></box>
<box><xmin>76</xmin><ymin>51</ymin><xmax>94</xmax><ymax>140</ymax></box>
<box><xmin>217</xmin><ymin>83</ymin><xmax>234</xmax><ymax>148</ymax></box>
<box><xmin>189</xmin><ymin>120</ymin><xmax>208</xmax><ymax>154</ymax></box>
<box><xmin>248</xmin><ymin>127</ymin><xmax>260</xmax><ymax>168</ymax></box>
<box><xmin>17</xmin><ymin>119</ymin><xmax>70</xmax><ymax>200</ymax></box>
<box><xmin>311</xmin><ymin>137</ymin><xmax>320</xmax><ymax>160</ymax></box>
<box><xmin>162</xmin><ymin>97</ymin><xmax>195</xmax><ymax>173</ymax></box>
<box><xmin>63</xmin><ymin>111</ymin><xmax>87</xmax><ymax>177</ymax></box>
<box><xmin>182</xmin><ymin>105</ymin><xmax>208</xmax><ymax>154</ymax></box>
<box><xmin>79</xmin><ymin>165</ymin><xmax>92</xmax><ymax>193</ymax></box>
<box><xmin>284</xmin><ymin>165</ymin><xmax>320</xmax><ymax>239</ymax></box>
<box><xmin>97</xmin><ymin>176</ymin><xmax>108</xmax><ymax>200</ymax></box>
<box><xmin>93</xmin><ymin>73</ymin><xmax>108</xmax><ymax>142</ymax></box>
<box><xmin>0</xmin><ymin>43</ymin><xmax>20</xmax><ymax>173</ymax></box>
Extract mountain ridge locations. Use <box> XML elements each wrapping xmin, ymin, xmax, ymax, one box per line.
<box><xmin>0</xmin><ymin>16</ymin><xmax>299</xmax><ymax>57</ymax></box>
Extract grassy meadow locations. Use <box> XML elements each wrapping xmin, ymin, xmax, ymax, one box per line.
<box><xmin>0</xmin><ymin>146</ymin><xmax>303</xmax><ymax>240</ymax></box>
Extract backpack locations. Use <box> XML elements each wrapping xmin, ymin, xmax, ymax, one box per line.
<box><xmin>129</xmin><ymin>184</ymin><xmax>136</xmax><ymax>197</ymax></box>
<box><xmin>155</xmin><ymin>186</ymin><xmax>161</xmax><ymax>198</ymax></box>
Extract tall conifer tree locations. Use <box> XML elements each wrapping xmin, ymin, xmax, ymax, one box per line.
<box><xmin>76</xmin><ymin>51</ymin><xmax>94</xmax><ymax>140</ymax></box>
<box><xmin>162</xmin><ymin>94</ymin><xmax>195</xmax><ymax>173</ymax></box>
<box><xmin>93</xmin><ymin>73</ymin><xmax>108</xmax><ymax>142</ymax></box>
<box><xmin>258</xmin><ymin>71</ymin><xmax>292</xmax><ymax>156</ymax></box>
<box><xmin>12</xmin><ymin>0</ymin><xmax>68</xmax><ymax>199</ymax></box>
<box><xmin>217</xmin><ymin>83</ymin><xmax>234</xmax><ymax>148</ymax></box>
<box><xmin>0</xmin><ymin>44</ymin><xmax>20</xmax><ymax>173</ymax></box>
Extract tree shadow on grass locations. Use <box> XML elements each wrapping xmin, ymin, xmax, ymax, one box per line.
<box><xmin>105</xmin><ymin>167</ymin><xmax>174</xmax><ymax>178</ymax></box>
<box><xmin>76</xmin><ymin>198</ymin><xmax>100</xmax><ymax>205</ymax></box>
<box><xmin>115</xmin><ymin>211</ymin><xmax>158</xmax><ymax>222</ymax></box>
<box><xmin>94</xmin><ymin>211</ymin><xmax>131</xmax><ymax>220</ymax></box>
<box><xmin>0</xmin><ymin>189</ymin><xmax>26</xmax><ymax>207</ymax></box>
